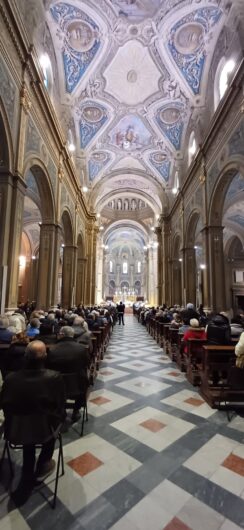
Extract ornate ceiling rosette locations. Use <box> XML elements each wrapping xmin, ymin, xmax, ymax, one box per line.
<box><xmin>168</xmin><ymin>7</ymin><xmax>223</xmax><ymax>95</ymax></box>
<box><xmin>88</xmin><ymin>151</ymin><xmax>112</xmax><ymax>182</ymax></box>
<box><xmin>50</xmin><ymin>2</ymin><xmax>101</xmax><ymax>93</ymax></box>
<box><xmin>155</xmin><ymin>103</ymin><xmax>184</xmax><ymax>150</ymax></box>
<box><xmin>103</xmin><ymin>40</ymin><xmax>162</xmax><ymax>106</ymax></box>
<box><xmin>79</xmin><ymin>101</ymin><xmax>109</xmax><ymax>149</ymax></box>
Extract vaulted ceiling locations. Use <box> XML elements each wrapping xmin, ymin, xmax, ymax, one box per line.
<box><xmin>22</xmin><ymin>0</ymin><xmax>244</xmax><ymax>243</ymax></box>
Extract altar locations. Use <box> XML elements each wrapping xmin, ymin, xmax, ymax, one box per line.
<box><xmin>114</xmin><ymin>295</ymin><xmax>136</xmax><ymax>305</ymax></box>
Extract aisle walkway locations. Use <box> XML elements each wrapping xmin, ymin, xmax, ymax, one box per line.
<box><xmin>1</xmin><ymin>316</ymin><xmax>244</xmax><ymax>529</ymax></box>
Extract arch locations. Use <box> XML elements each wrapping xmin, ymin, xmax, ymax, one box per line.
<box><xmin>109</xmin><ymin>280</ymin><xmax>115</xmax><ymax>296</ymax></box>
<box><xmin>77</xmin><ymin>232</ymin><xmax>85</xmax><ymax>258</ymax></box>
<box><xmin>172</xmin><ymin>233</ymin><xmax>182</xmax><ymax>258</ymax></box>
<box><xmin>23</xmin><ymin>158</ymin><xmax>55</xmax><ymax>223</ymax></box>
<box><xmin>185</xmin><ymin>210</ymin><xmax>200</xmax><ymax>247</ymax></box>
<box><xmin>188</xmin><ymin>131</ymin><xmax>197</xmax><ymax>166</ymax></box>
<box><xmin>0</xmin><ymin>98</ymin><xmax>14</xmax><ymax>172</ymax></box>
<box><xmin>61</xmin><ymin>209</ymin><xmax>74</xmax><ymax>246</ymax></box>
<box><xmin>214</xmin><ymin>56</ymin><xmax>236</xmax><ymax>110</ymax></box>
<box><xmin>208</xmin><ymin>161</ymin><xmax>244</xmax><ymax>226</ymax></box>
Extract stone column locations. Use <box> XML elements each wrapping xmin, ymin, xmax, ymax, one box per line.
<box><xmin>208</xmin><ymin>225</ymin><xmax>226</xmax><ymax>312</ymax></box>
<box><xmin>183</xmin><ymin>247</ymin><xmax>196</xmax><ymax>306</ymax></box>
<box><xmin>50</xmin><ymin>224</ymin><xmax>63</xmax><ymax>309</ymax></box>
<box><xmin>4</xmin><ymin>174</ymin><xmax>26</xmax><ymax>310</ymax></box>
<box><xmin>84</xmin><ymin>224</ymin><xmax>98</xmax><ymax>305</ymax></box>
<box><xmin>91</xmin><ymin>227</ymin><xmax>99</xmax><ymax>304</ymax></box>
<box><xmin>84</xmin><ymin>226</ymin><xmax>92</xmax><ymax>305</ymax></box>
<box><xmin>200</xmin><ymin>226</ymin><xmax>212</xmax><ymax>312</ymax></box>
<box><xmin>155</xmin><ymin>226</ymin><xmax>162</xmax><ymax>305</ymax></box>
<box><xmin>161</xmin><ymin>217</ymin><xmax>171</xmax><ymax>306</ymax></box>
<box><xmin>96</xmin><ymin>245</ymin><xmax>104</xmax><ymax>304</ymax></box>
<box><xmin>62</xmin><ymin>245</ymin><xmax>77</xmax><ymax>308</ymax></box>
<box><xmin>76</xmin><ymin>257</ymin><xmax>87</xmax><ymax>305</ymax></box>
<box><xmin>36</xmin><ymin>223</ymin><xmax>57</xmax><ymax>309</ymax></box>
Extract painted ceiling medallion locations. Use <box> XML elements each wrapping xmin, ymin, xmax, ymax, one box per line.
<box><xmin>82</xmin><ymin>105</ymin><xmax>104</xmax><ymax>123</ymax></box>
<box><xmin>174</xmin><ymin>23</ymin><xmax>204</xmax><ymax>54</ymax></box>
<box><xmin>168</xmin><ymin>7</ymin><xmax>223</xmax><ymax>95</ymax></box>
<box><xmin>109</xmin><ymin>114</ymin><xmax>152</xmax><ymax>151</ymax></box>
<box><xmin>50</xmin><ymin>3</ymin><xmax>101</xmax><ymax>93</ymax></box>
<box><xmin>88</xmin><ymin>151</ymin><xmax>111</xmax><ymax>182</ymax></box>
<box><xmin>109</xmin><ymin>0</ymin><xmax>162</xmax><ymax>23</ymax></box>
<box><xmin>149</xmin><ymin>152</ymin><xmax>171</xmax><ymax>182</ymax></box>
<box><xmin>159</xmin><ymin>107</ymin><xmax>181</xmax><ymax>125</ymax></box>
<box><xmin>155</xmin><ymin>104</ymin><xmax>183</xmax><ymax>150</ymax></box>
<box><xmin>127</xmin><ymin>70</ymin><xmax>138</xmax><ymax>83</ymax></box>
<box><xmin>79</xmin><ymin>102</ymin><xmax>108</xmax><ymax>148</ymax></box>
<box><xmin>104</xmin><ymin>40</ymin><xmax>161</xmax><ymax>105</ymax></box>
<box><xmin>67</xmin><ymin>20</ymin><xmax>96</xmax><ymax>52</ymax></box>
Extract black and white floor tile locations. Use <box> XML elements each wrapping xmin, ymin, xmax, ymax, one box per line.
<box><xmin>0</xmin><ymin>315</ymin><xmax>244</xmax><ymax>529</ymax></box>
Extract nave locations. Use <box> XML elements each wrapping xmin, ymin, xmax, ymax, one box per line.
<box><xmin>1</xmin><ymin>316</ymin><xmax>244</xmax><ymax>530</ymax></box>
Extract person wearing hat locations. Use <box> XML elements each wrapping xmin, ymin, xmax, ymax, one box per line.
<box><xmin>183</xmin><ymin>318</ymin><xmax>206</xmax><ymax>354</ymax></box>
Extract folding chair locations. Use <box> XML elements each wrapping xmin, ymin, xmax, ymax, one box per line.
<box><xmin>0</xmin><ymin>414</ymin><xmax>64</xmax><ymax>509</ymax></box>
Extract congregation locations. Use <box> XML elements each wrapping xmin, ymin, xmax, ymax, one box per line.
<box><xmin>0</xmin><ymin>300</ymin><xmax>244</xmax><ymax>509</ymax></box>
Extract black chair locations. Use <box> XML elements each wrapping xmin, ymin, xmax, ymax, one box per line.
<box><xmin>0</xmin><ymin>413</ymin><xmax>64</xmax><ymax>509</ymax></box>
<box><xmin>223</xmin><ymin>365</ymin><xmax>244</xmax><ymax>421</ymax></box>
<box><xmin>61</xmin><ymin>372</ymin><xmax>88</xmax><ymax>436</ymax></box>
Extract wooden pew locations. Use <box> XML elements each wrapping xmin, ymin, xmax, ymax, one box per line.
<box><xmin>168</xmin><ymin>328</ymin><xmax>179</xmax><ymax>362</ymax></box>
<box><xmin>162</xmin><ymin>324</ymin><xmax>171</xmax><ymax>354</ymax></box>
<box><xmin>200</xmin><ymin>344</ymin><xmax>236</xmax><ymax>408</ymax></box>
<box><xmin>176</xmin><ymin>333</ymin><xmax>186</xmax><ymax>371</ymax></box>
<box><xmin>185</xmin><ymin>338</ymin><xmax>207</xmax><ymax>386</ymax></box>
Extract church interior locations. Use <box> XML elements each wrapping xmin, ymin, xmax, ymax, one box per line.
<box><xmin>0</xmin><ymin>0</ymin><xmax>244</xmax><ymax>528</ymax></box>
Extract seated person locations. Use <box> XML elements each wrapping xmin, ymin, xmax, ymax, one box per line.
<box><xmin>72</xmin><ymin>316</ymin><xmax>92</xmax><ymax>351</ymax></box>
<box><xmin>3</xmin><ymin>330</ymin><xmax>30</xmax><ymax>375</ymax></box>
<box><xmin>39</xmin><ymin>313</ymin><xmax>58</xmax><ymax>336</ymax></box>
<box><xmin>170</xmin><ymin>312</ymin><xmax>182</xmax><ymax>328</ymax></box>
<box><xmin>230</xmin><ymin>317</ymin><xmax>244</xmax><ymax>338</ymax></box>
<box><xmin>206</xmin><ymin>313</ymin><xmax>231</xmax><ymax>345</ymax></box>
<box><xmin>181</xmin><ymin>303</ymin><xmax>199</xmax><ymax>323</ymax></box>
<box><xmin>235</xmin><ymin>331</ymin><xmax>244</xmax><ymax>368</ymax></box>
<box><xmin>183</xmin><ymin>318</ymin><xmax>206</xmax><ymax>354</ymax></box>
<box><xmin>179</xmin><ymin>318</ymin><xmax>190</xmax><ymax>335</ymax></box>
<box><xmin>0</xmin><ymin>316</ymin><xmax>15</xmax><ymax>343</ymax></box>
<box><xmin>47</xmin><ymin>326</ymin><xmax>90</xmax><ymax>421</ymax></box>
<box><xmin>0</xmin><ymin>340</ymin><xmax>65</xmax><ymax>503</ymax></box>
<box><xmin>26</xmin><ymin>318</ymin><xmax>40</xmax><ymax>338</ymax></box>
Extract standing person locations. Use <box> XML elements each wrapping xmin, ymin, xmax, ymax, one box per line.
<box><xmin>117</xmin><ymin>301</ymin><xmax>125</xmax><ymax>325</ymax></box>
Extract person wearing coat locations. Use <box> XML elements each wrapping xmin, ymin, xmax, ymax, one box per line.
<box><xmin>235</xmin><ymin>331</ymin><xmax>244</xmax><ymax>368</ymax></box>
<box><xmin>47</xmin><ymin>326</ymin><xmax>90</xmax><ymax>422</ymax></box>
<box><xmin>0</xmin><ymin>340</ymin><xmax>65</xmax><ymax>503</ymax></box>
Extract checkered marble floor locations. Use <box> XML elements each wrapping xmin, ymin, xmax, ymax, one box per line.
<box><xmin>1</xmin><ymin>315</ymin><xmax>244</xmax><ymax>529</ymax></box>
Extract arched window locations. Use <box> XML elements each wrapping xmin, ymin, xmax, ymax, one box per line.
<box><xmin>123</xmin><ymin>261</ymin><xmax>128</xmax><ymax>274</ymax></box>
<box><xmin>137</xmin><ymin>261</ymin><xmax>141</xmax><ymax>273</ymax></box>
<box><xmin>39</xmin><ymin>53</ymin><xmax>53</xmax><ymax>93</ymax></box>
<box><xmin>188</xmin><ymin>132</ymin><xmax>197</xmax><ymax>166</ymax></box>
<box><xmin>109</xmin><ymin>260</ymin><xmax>113</xmax><ymax>273</ymax></box>
<box><xmin>214</xmin><ymin>58</ymin><xmax>235</xmax><ymax>110</ymax></box>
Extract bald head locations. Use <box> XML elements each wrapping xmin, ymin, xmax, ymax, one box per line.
<box><xmin>25</xmin><ymin>340</ymin><xmax>47</xmax><ymax>362</ymax></box>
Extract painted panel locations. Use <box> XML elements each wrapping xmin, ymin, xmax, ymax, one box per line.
<box><xmin>50</xmin><ymin>2</ymin><xmax>101</xmax><ymax>93</ymax></box>
<box><xmin>155</xmin><ymin>104</ymin><xmax>183</xmax><ymax>150</ymax></box>
<box><xmin>149</xmin><ymin>152</ymin><xmax>171</xmax><ymax>182</ymax></box>
<box><xmin>168</xmin><ymin>7</ymin><xmax>223</xmax><ymax>95</ymax></box>
<box><xmin>88</xmin><ymin>152</ymin><xmax>111</xmax><ymax>182</ymax></box>
<box><xmin>109</xmin><ymin>115</ymin><xmax>152</xmax><ymax>151</ymax></box>
<box><xmin>79</xmin><ymin>102</ymin><xmax>108</xmax><ymax>148</ymax></box>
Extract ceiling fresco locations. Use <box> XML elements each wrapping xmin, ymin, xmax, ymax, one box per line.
<box><xmin>33</xmin><ymin>0</ymin><xmax>243</xmax><ymax>241</ymax></box>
